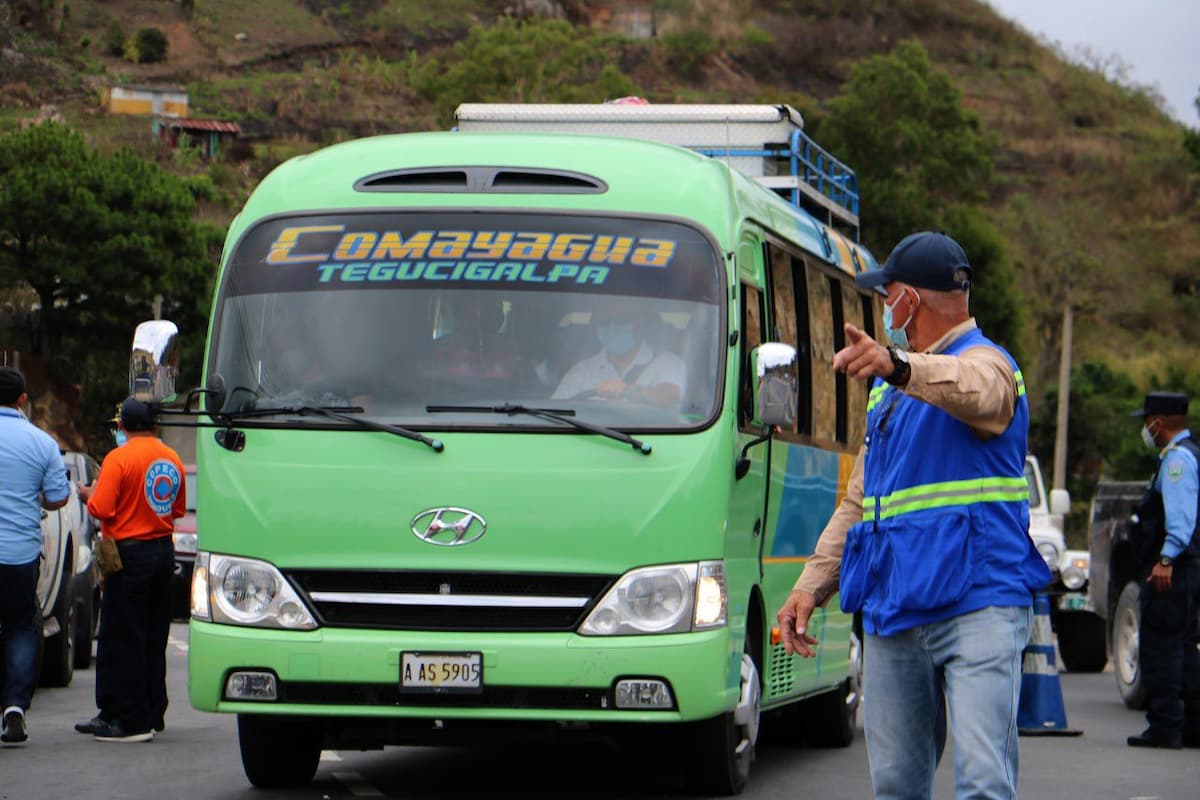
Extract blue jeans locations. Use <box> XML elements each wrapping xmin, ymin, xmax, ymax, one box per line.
<box><xmin>0</xmin><ymin>559</ymin><xmax>41</xmax><ymax>711</ymax></box>
<box><xmin>864</xmin><ymin>605</ymin><xmax>1033</xmax><ymax>800</ymax></box>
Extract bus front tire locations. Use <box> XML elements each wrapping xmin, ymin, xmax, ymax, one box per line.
<box><xmin>689</xmin><ymin>649</ymin><xmax>760</xmax><ymax>796</ymax></box>
<box><xmin>237</xmin><ymin>714</ymin><xmax>321</xmax><ymax>789</ymax></box>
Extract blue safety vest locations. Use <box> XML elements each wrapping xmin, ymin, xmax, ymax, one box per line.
<box><xmin>839</xmin><ymin>327</ymin><xmax>1051</xmax><ymax>636</ymax></box>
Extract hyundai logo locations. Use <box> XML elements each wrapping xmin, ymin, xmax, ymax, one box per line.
<box><xmin>411</xmin><ymin>508</ymin><xmax>487</xmax><ymax>547</ymax></box>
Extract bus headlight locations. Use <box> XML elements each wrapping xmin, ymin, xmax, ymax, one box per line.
<box><xmin>578</xmin><ymin>560</ymin><xmax>727</xmax><ymax>636</ymax></box>
<box><xmin>193</xmin><ymin>551</ymin><xmax>317</xmax><ymax>630</ymax></box>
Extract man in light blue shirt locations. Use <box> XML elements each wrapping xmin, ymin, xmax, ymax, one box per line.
<box><xmin>1127</xmin><ymin>391</ymin><xmax>1200</xmax><ymax>750</ymax></box>
<box><xmin>0</xmin><ymin>366</ymin><xmax>70</xmax><ymax>746</ymax></box>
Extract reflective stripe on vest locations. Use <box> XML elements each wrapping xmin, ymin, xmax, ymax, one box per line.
<box><xmin>867</xmin><ymin>384</ymin><xmax>888</xmax><ymax>414</ymax></box>
<box><xmin>861</xmin><ymin>476</ymin><xmax>1029</xmax><ymax>522</ymax></box>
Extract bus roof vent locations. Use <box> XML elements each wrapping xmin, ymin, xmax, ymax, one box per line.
<box><xmin>355</xmin><ymin>167</ymin><xmax>606</xmax><ymax>194</ymax></box>
<box><xmin>355</xmin><ymin>169</ymin><xmax>470</xmax><ymax>192</ymax></box>
<box><xmin>488</xmin><ymin>169</ymin><xmax>606</xmax><ymax>194</ymax></box>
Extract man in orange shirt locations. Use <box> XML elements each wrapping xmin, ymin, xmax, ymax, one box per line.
<box><xmin>76</xmin><ymin>397</ymin><xmax>185</xmax><ymax>743</ymax></box>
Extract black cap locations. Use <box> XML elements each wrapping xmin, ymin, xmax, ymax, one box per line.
<box><xmin>119</xmin><ymin>396</ymin><xmax>157</xmax><ymax>431</ymax></box>
<box><xmin>855</xmin><ymin>231</ymin><xmax>972</xmax><ymax>292</ymax></box>
<box><xmin>0</xmin><ymin>366</ymin><xmax>26</xmax><ymax>405</ymax></box>
<box><xmin>1130</xmin><ymin>391</ymin><xmax>1188</xmax><ymax>418</ymax></box>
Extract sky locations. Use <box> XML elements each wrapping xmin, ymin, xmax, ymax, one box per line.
<box><xmin>985</xmin><ymin>0</ymin><xmax>1200</xmax><ymax>126</ymax></box>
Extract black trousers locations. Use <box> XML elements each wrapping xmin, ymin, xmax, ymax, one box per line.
<box><xmin>95</xmin><ymin>537</ymin><xmax>174</xmax><ymax>732</ymax></box>
<box><xmin>1140</xmin><ymin>557</ymin><xmax>1200</xmax><ymax>741</ymax></box>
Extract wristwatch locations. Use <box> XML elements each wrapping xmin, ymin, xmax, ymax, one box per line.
<box><xmin>885</xmin><ymin>346</ymin><xmax>911</xmax><ymax>387</ymax></box>
<box><xmin>1158</xmin><ymin>555</ymin><xmax>1174</xmax><ymax>568</ymax></box>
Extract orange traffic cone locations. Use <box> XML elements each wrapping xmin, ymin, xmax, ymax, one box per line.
<box><xmin>1017</xmin><ymin>593</ymin><xmax>1082</xmax><ymax>736</ymax></box>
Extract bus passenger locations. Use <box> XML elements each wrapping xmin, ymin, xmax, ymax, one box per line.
<box><xmin>551</xmin><ymin>303</ymin><xmax>684</xmax><ymax>408</ymax></box>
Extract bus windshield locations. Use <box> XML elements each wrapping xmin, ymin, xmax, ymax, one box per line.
<box><xmin>209</xmin><ymin>211</ymin><xmax>724</xmax><ymax>430</ymax></box>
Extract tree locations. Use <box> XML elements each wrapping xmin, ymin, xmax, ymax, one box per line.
<box><xmin>1184</xmin><ymin>85</ymin><xmax>1200</xmax><ymax>169</ymax></box>
<box><xmin>131</xmin><ymin>26</ymin><xmax>168</xmax><ymax>64</ymax></box>
<box><xmin>409</xmin><ymin>18</ymin><xmax>637</xmax><ymax>123</ymax></box>
<box><xmin>816</xmin><ymin>40</ymin><xmax>1023</xmax><ymax>357</ymax></box>
<box><xmin>102</xmin><ymin>20</ymin><xmax>126</xmax><ymax>57</ymax></box>
<box><xmin>818</xmin><ymin>40</ymin><xmax>993</xmax><ymax>251</ymax></box>
<box><xmin>0</xmin><ymin>123</ymin><xmax>219</xmax><ymax>449</ymax></box>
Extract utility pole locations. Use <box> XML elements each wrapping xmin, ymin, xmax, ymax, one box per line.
<box><xmin>1052</xmin><ymin>299</ymin><xmax>1073</xmax><ymax>491</ymax></box>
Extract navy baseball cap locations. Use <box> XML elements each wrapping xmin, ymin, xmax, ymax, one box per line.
<box><xmin>855</xmin><ymin>231</ymin><xmax>972</xmax><ymax>292</ymax></box>
<box><xmin>1130</xmin><ymin>391</ymin><xmax>1188</xmax><ymax>417</ymax></box>
<box><xmin>119</xmin><ymin>396</ymin><xmax>157</xmax><ymax>431</ymax></box>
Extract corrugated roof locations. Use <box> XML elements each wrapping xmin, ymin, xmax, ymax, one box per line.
<box><xmin>162</xmin><ymin>119</ymin><xmax>241</xmax><ymax>133</ymax></box>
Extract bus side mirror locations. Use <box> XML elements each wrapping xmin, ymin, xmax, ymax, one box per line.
<box><xmin>130</xmin><ymin>320</ymin><xmax>180</xmax><ymax>403</ymax></box>
<box><xmin>1049</xmin><ymin>488</ymin><xmax>1071</xmax><ymax>516</ymax></box>
<box><xmin>752</xmin><ymin>342</ymin><xmax>797</xmax><ymax>429</ymax></box>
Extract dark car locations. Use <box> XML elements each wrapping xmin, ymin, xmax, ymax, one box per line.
<box><xmin>172</xmin><ymin>464</ymin><xmax>197</xmax><ymax>619</ymax></box>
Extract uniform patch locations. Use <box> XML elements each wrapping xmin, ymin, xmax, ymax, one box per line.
<box><xmin>1166</xmin><ymin>463</ymin><xmax>1184</xmax><ymax>482</ymax></box>
<box><xmin>144</xmin><ymin>459</ymin><xmax>181</xmax><ymax>515</ymax></box>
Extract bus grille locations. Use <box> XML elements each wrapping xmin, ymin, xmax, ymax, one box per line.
<box><xmin>284</xmin><ymin>569</ymin><xmax>615</xmax><ymax>632</ymax></box>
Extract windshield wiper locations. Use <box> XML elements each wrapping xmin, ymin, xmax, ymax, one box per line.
<box><xmin>221</xmin><ymin>405</ymin><xmax>444</xmax><ymax>452</ymax></box>
<box><xmin>427</xmin><ymin>403</ymin><xmax>650</xmax><ymax>455</ymax></box>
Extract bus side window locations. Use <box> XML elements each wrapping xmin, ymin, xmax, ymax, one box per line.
<box><xmin>829</xmin><ymin>276</ymin><xmax>848</xmax><ymax>444</ymax></box>
<box><xmin>766</xmin><ymin>243</ymin><xmax>812</xmax><ymax>436</ymax></box>
<box><xmin>806</xmin><ymin>265</ymin><xmax>837</xmax><ymax>445</ymax></box>
<box><xmin>738</xmin><ymin>283</ymin><xmax>766</xmax><ymax>430</ymax></box>
<box><xmin>839</xmin><ymin>281</ymin><xmax>873</xmax><ymax>446</ymax></box>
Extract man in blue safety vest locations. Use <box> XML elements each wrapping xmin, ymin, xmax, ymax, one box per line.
<box><xmin>1126</xmin><ymin>391</ymin><xmax>1199</xmax><ymax>750</ymax></box>
<box><xmin>776</xmin><ymin>231</ymin><xmax>1052</xmax><ymax>800</ymax></box>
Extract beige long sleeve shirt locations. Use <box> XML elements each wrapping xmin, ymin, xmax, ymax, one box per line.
<box><xmin>792</xmin><ymin>318</ymin><xmax>1020</xmax><ymax>605</ymax></box>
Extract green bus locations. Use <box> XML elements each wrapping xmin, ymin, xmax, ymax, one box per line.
<box><xmin>139</xmin><ymin>110</ymin><xmax>884</xmax><ymax>795</ymax></box>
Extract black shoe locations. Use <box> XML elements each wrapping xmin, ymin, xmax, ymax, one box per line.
<box><xmin>93</xmin><ymin>721</ymin><xmax>154</xmax><ymax>743</ymax></box>
<box><xmin>1</xmin><ymin>708</ymin><xmax>28</xmax><ymax>746</ymax></box>
<box><xmin>74</xmin><ymin>715</ymin><xmax>108</xmax><ymax>735</ymax></box>
<box><xmin>153</xmin><ymin>718</ymin><xmax>165</xmax><ymax>733</ymax></box>
<box><xmin>1127</xmin><ymin>731</ymin><xmax>1183</xmax><ymax>749</ymax></box>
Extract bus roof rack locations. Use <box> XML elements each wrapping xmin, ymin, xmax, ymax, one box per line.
<box><xmin>454</xmin><ymin>103</ymin><xmax>860</xmax><ymax>240</ymax></box>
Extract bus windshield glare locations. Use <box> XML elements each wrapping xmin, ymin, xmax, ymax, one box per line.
<box><xmin>209</xmin><ymin>212</ymin><xmax>724</xmax><ymax>430</ymax></box>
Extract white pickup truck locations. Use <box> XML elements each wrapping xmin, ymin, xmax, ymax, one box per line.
<box><xmin>36</xmin><ymin>470</ymin><xmax>87</xmax><ymax>690</ymax></box>
<box><xmin>1024</xmin><ymin>454</ymin><xmax>1107</xmax><ymax>672</ymax></box>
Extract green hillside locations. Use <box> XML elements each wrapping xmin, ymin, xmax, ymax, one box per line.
<box><xmin>2</xmin><ymin>0</ymin><xmax>1197</xmax><ymax>529</ymax></box>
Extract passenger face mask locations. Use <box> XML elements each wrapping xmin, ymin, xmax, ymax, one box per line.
<box><xmin>112</xmin><ymin>428</ymin><xmax>127</xmax><ymax>447</ymax></box>
<box><xmin>598</xmin><ymin>322</ymin><xmax>637</xmax><ymax>356</ymax></box>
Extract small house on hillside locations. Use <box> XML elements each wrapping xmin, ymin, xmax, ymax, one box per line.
<box><xmin>102</xmin><ymin>85</ymin><xmax>189</xmax><ymax>118</ymax></box>
<box><xmin>153</xmin><ymin>117</ymin><xmax>241</xmax><ymax>160</ymax></box>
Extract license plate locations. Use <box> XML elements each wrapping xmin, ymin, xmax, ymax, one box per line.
<box><xmin>400</xmin><ymin>652</ymin><xmax>483</xmax><ymax>693</ymax></box>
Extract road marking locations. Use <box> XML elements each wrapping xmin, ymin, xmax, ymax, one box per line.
<box><xmin>167</xmin><ymin>634</ymin><xmax>188</xmax><ymax>654</ymax></box>
<box><xmin>320</xmin><ymin>750</ymin><xmax>343</xmax><ymax>762</ymax></box>
<box><xmin>333</xmin><ymin>770</ymin><xmax>384</xmax><ymax>797</ymax></box>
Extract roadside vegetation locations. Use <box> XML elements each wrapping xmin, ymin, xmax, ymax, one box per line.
<box><xmin>1</xmin><ymin>0</ymin><xmax>1197</xmax><ymax>544</ymax></box>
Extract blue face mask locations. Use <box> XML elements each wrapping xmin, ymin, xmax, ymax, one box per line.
<box><xmin>598</xmin><ymin>323</ymin><xmax>637</xmax><ymax>356</ymax></box>
<box><xmin>112</xmin><ymin>429</ymin><xmax>127</xmax><ymax>447</ymax></box>
<box><xmin>883</xmin><ymin>290</ymin><xmax>917</xmax><ymax>351</ymax></box>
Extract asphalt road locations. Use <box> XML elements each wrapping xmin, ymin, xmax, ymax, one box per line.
<box><xmin>3</xmin><ymin>623</ymin><xmax>1198</xmax><ymax>800</ymax></box>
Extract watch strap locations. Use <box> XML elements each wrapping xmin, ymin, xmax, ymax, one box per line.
<box><xmin>885</xmin><ymin>347</ymin><xmax>911</xmax><ymax>387</ymax></box>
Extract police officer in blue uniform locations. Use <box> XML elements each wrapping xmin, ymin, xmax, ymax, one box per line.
<box><xmin>1127</xmin><ymin>391</ymin><xmax>1200</xmax><ymax>749</ymax></box>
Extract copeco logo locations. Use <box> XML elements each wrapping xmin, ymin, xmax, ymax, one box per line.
<box><xmin>411</xmin><ymin>508</ymin><xmax>487</xmax><ymax>547</ymax></box>
<box><xmin>144</xmin><ymin>459</ymin><xmax>182</xmax><ymax>516</ymax></box>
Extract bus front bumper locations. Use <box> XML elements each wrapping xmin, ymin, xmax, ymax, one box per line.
<box><xmin>187</xmin><ymin>620</ymin><xmax>738</xmax><ymax>723</ymax></box>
